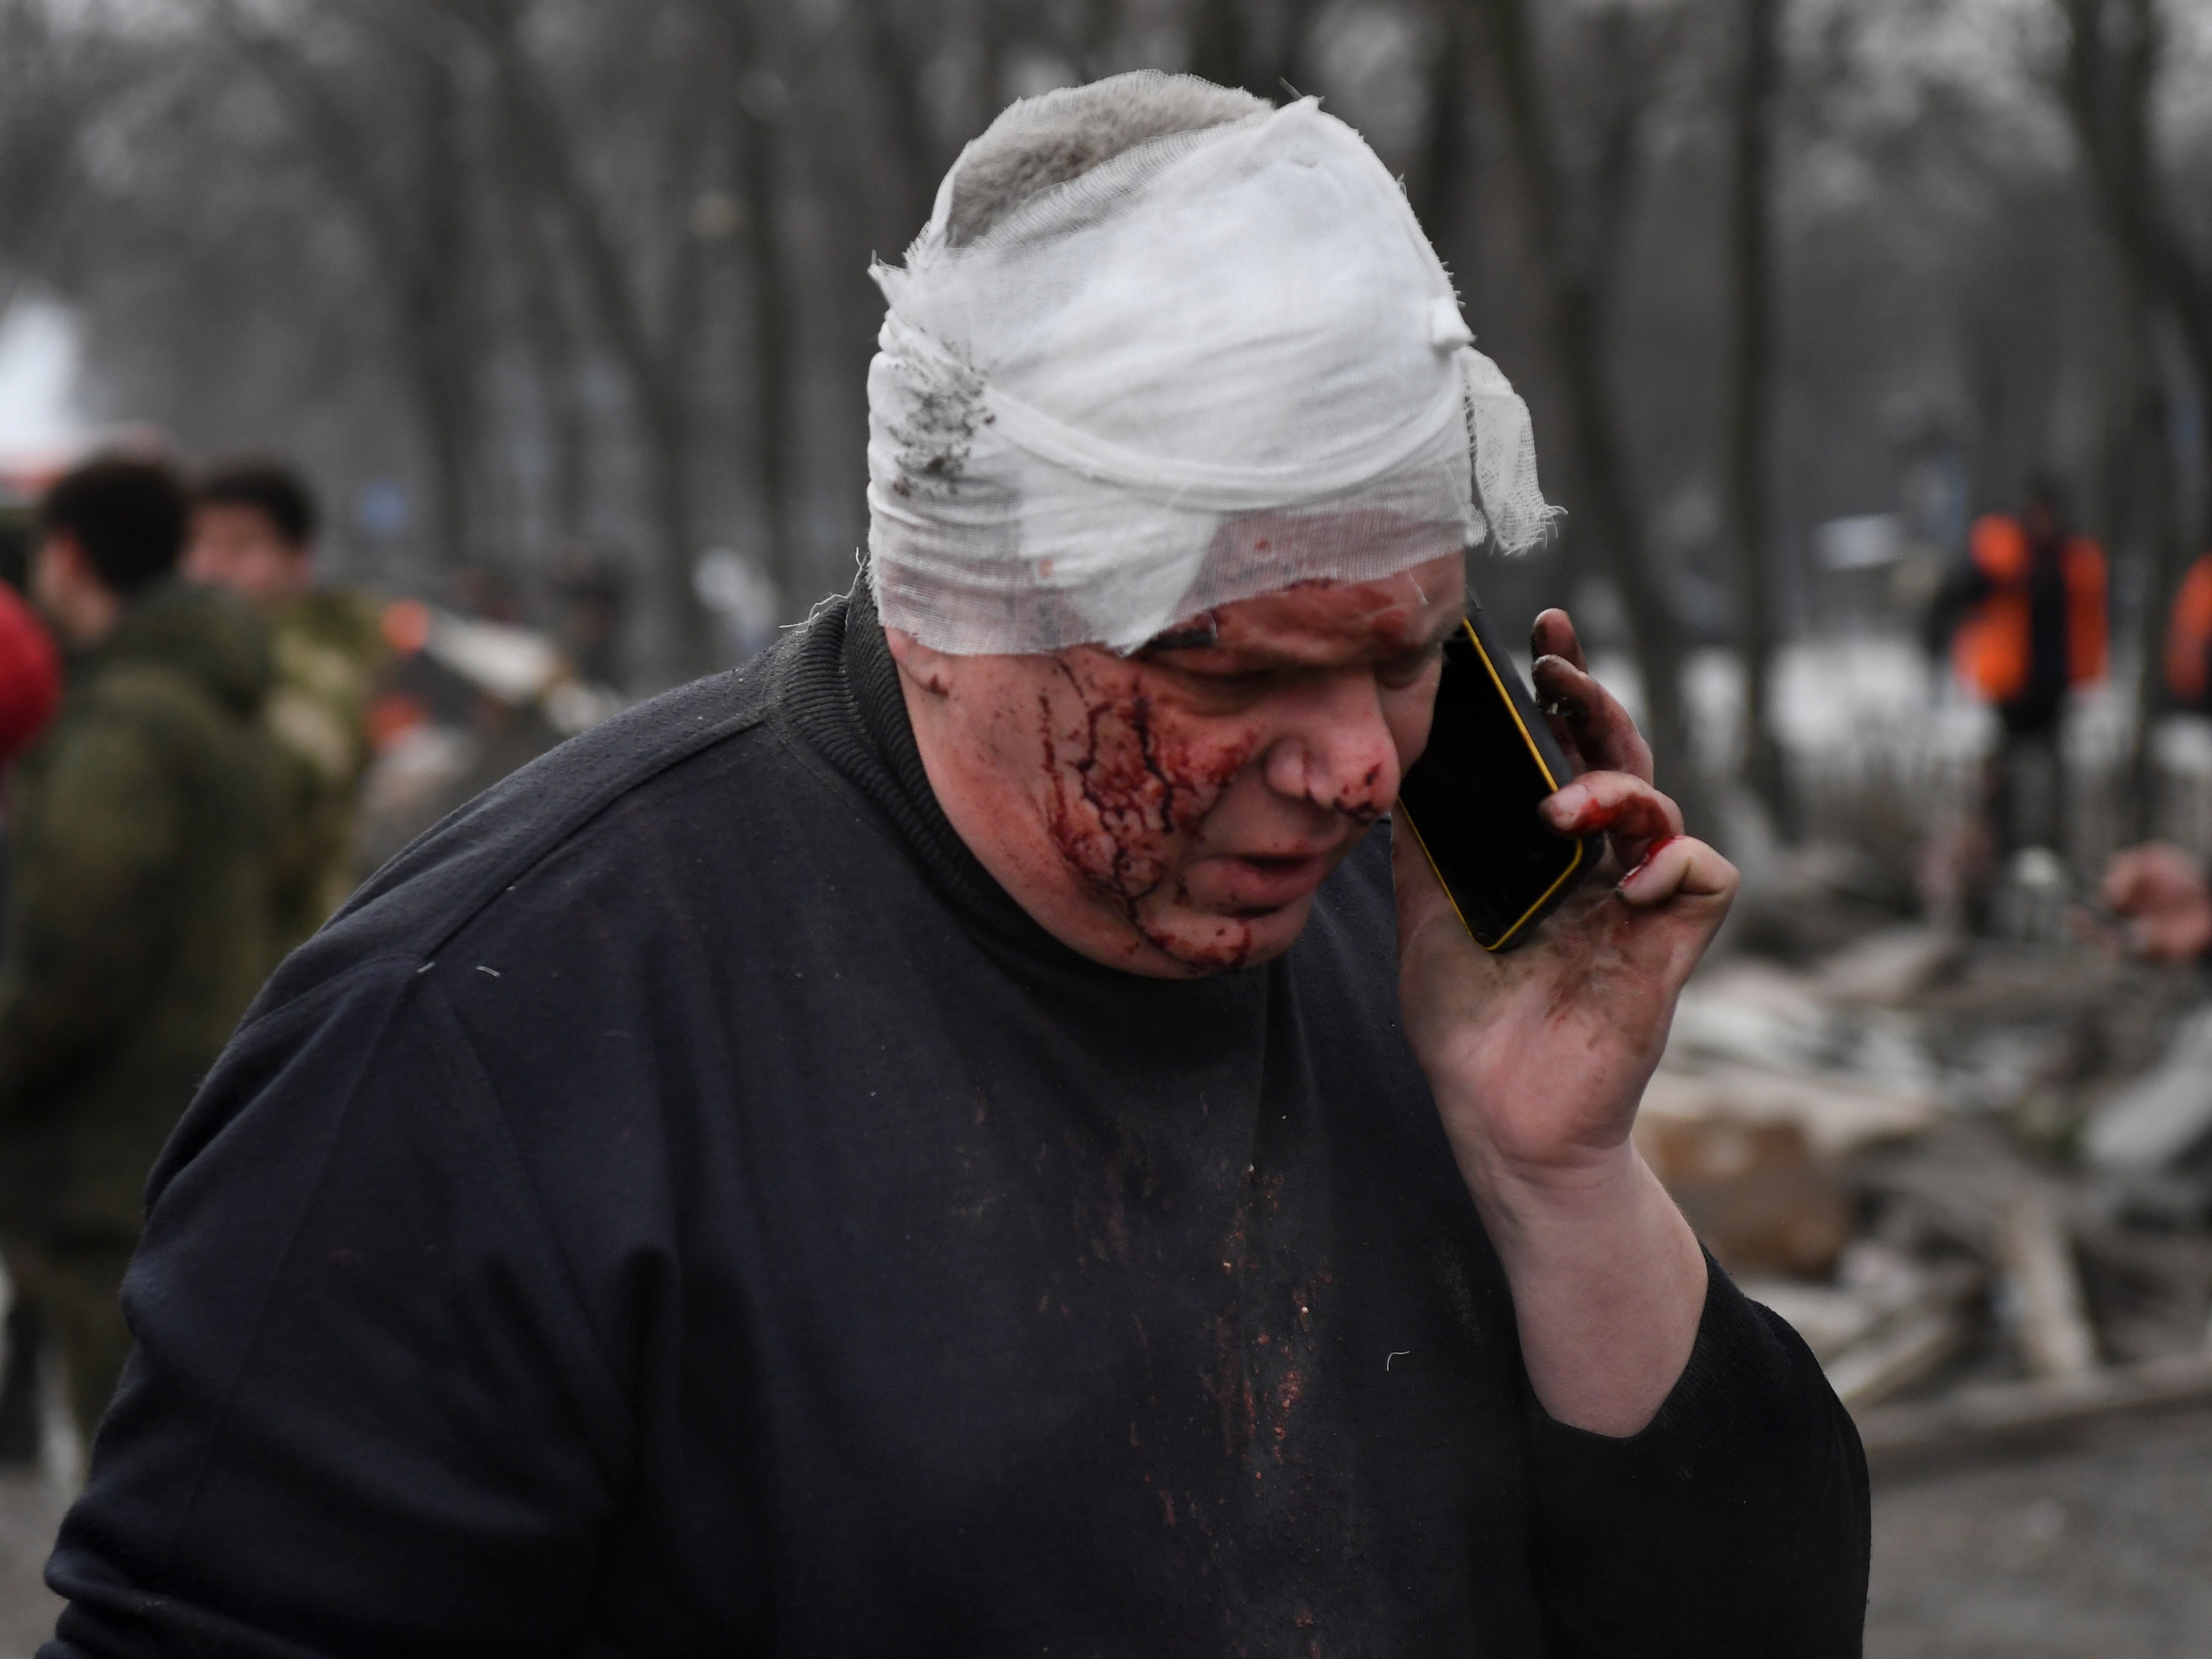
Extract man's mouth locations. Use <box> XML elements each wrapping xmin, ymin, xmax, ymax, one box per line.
<box><xmin>1207</xmin><ymin>848</ymin><xmax>1340</xmax><ymax>910</ymax></box>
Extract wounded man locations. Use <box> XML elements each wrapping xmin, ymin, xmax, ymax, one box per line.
<box><xmin>44</xmin><ymin>73</ymin><xmax>1867</xmax><ymax>1657</ymax></box>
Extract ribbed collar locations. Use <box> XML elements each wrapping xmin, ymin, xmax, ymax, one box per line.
<box><xmin>775</xmin><ymin>578</ymin><xmax>1076</xmax><ymax>963</ymax></box>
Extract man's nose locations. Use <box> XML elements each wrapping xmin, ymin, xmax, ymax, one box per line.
<box><xmin>1259</xmin><ymin>671</ymin><xmax>1402</xmax><ymax>819</ymax></box>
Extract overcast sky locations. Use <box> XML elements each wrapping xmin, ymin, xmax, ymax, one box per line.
<box><xmin>0</xmin><ymin>300</ymin><xmax>87</xmax><ymax>459</ymax></box>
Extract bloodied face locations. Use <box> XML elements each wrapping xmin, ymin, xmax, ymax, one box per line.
<box><xmin>887</xmin><ymin>553</ymin><xmax>1467</xmax><ymax>978</ymax></box>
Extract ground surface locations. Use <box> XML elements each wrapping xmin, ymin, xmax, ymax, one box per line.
<box><xmin>1866</xmin><ymin>1403</ymin><xmax>2212</xmax><ymax>1658</ymax></box>
<box><xmin>0</xmin><ymin>1412</ymin><xmax>2204</xmax><ymax>1656</ymax></box>
<box><xmin>0</xmin><ymin>1472</ymin><xmax>63</xmax><ymax>1658</ymax></box>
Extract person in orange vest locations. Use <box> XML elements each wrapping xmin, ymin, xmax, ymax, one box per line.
<box><xmin>2162</xmin><ymin>551</ymin><xmax>2212</xmax><ymax>713</ymax></box>
<box><xmin>1927</xmin><ymin>476</ymin><xmax>2108</xmax><ymax>858</ymax></box>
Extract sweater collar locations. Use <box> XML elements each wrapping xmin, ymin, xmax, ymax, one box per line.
<box><xmin>776</xmin><ymin>577</ymin><xmax>1074</xmax><ymax>961</ymax></box>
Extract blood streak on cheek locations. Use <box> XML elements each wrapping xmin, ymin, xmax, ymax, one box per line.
<box><xmin>1040</xmin><ymin>674</ymin><xmax>1256</xmax><ymax>908</ymax></box>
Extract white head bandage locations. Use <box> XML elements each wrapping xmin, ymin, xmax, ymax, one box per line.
<box><xmin>866</xmin><ymin>89</ymin><xmax>1553</xmax><ymax>655</ymax></box>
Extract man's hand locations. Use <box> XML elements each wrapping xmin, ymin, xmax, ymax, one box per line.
<box><xmin>1392</xmin><ymin>609</ymin><xmax>1734</xmax><ymax>1437</ymax></box>
<box><xmin>2102</xmin><ymin>843</ymin><xmax>2212</xmax><ymax>965</ymax></box>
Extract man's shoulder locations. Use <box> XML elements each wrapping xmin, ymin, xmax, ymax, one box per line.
<box><xmin>281</xmin><ymin>588</ymin><xmax>387</xmax><ymax>662</ymax></box>
<box><xmin>260</xmin><ymin>646</ymin><xmax>800</xmax><ymax>1013</ymax></box>
<box><xmin>45</xmin><ymin>658</ymin><xmax>229</xmax><ymax>760</ymax></box>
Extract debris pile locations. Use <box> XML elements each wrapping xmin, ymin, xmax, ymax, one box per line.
<box><xmin>1663</xmin><ymin>858</ymin><xmax>2212</xmax><ymax>1460</ymax></box>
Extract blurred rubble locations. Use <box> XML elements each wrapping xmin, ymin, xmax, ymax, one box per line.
<box><xmin>355</xmin><ymin>597</ymin><xmax>624</xmax><ymax>872</ymax></box>
<box><xmin>1668</xmin><ymin>846</ymin><xmax>2212</xmax><ymax>1459</ymax></box>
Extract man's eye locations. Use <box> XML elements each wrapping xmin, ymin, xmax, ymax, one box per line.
<box><xmin>1189</xmin><ymin>668</ymin><xmax>1278</xmax><ymax>698</ymax></box>
<box><xmin>1376</xmin><ymin>645</ymin><xmax>1443</xmax><ymax>690</ymax></box>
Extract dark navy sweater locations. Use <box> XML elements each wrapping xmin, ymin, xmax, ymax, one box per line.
<box><xmin>43</xmin><ymin>585</ymin><xmax>1868</xmax><ymax>1657</ymax></box>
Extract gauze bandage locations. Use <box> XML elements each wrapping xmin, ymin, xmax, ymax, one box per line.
<box><xmin>866</xmin><ymin>91</ymin><xmax>1552</xmax><ymax>655</ymax></box>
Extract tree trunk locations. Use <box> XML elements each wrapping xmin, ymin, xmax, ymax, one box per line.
<box><xmin>2056</xmin><ymin>0</ymin><xmax>2193</xmax><ymax>840</ymax></box>
<box><xmin>470</xmin><ymin>1</ymin><xmax>715</xmax><ymax>676</ymax></box>
<box><xmin>1405</xmin><ymin>3</ymin><xmax>1471</xmax><ymax>243</ymax></box>
<box><xmin>2123</xmin><ymin>355</ymin><xmax>2179</xmax><ymax>839</ymax></box>
<box><xmin>728</xmin><ymin>0</ymin><xmax>798</xmax><ymax>607</ymax></box>
<box><xmin>1723</xmin><ymin>0</ymin><xmax>1785</xmax><ymax>827</ymax></box>
<box><xmin>2162</xmin><ymin>266</ymin><xmax>2212</xmax><ymax>550</ymax></box>
<box><xmin>857</xmin><ymin>0</ymin><xmax>941</xmax><ymax>247</ymax></box>
<box><xmin>410</xmin><ymin>49</ymin><xmax>482</xmax><ymax>569</ymax></box>
<box><xmin>1464</xmin><ymin>0</ymin><xmax>1709</xmax><ymax>834</ymax></box>
<box><xmin>219</xmin><ymin>6</ymin><xmax>487</xmax><ymax>570</ymax></box>
<box><xmin>493</xmin><ymin>128</ymin><xmax>592</xmax><ymax>546</ymax></box>
<box><xmin>1187</xmin><ymin>0</ymin><xmax>1249</xmax><ymax>94</ymax></box>
<box><xmin>740</xmin><ymin>105</ymin><xmax>798</xmax><ymax>606</ymax></box>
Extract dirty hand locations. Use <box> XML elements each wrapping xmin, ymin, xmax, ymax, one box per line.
<box><xmin>2101</xmin><ymin>843</ymin><xmax>2212</xmax><ymax>965</ymax></box>
<box><xmin>1390</xmin><ymin>607</ymin><xmax>1729</xmax><ymax>1435</ymax></box>
<box><xmin>1392</xmin><ymin>608</ymin><xmax>1737</xmax><ymax>1189</ymax></box>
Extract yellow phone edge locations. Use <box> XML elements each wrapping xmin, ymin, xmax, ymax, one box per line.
<box><xmin>1395</xmin><ymin>617</ymin><xmax>1589</xmax><ymax>953</ymax></box>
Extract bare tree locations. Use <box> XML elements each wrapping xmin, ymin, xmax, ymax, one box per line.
<box><xmin>858</xmin><ymin>0</ymin><xmax>949</xmax><ymax>246</ymax></box>
<box><xmin>1723</xmin><ymin>0</ymin><xmax>1783</xmax><ymax>825</ymax></box>
<box><xmin>456</xmin><ymin>0</ymin><xmax>718</xmax><ymax>674</ymax></box>
<box><xmin>1463</xmin><ymin>0</ymin><xmax>1711</xmax><ymax>831</ymax></box>
<box><xmin>2054</xmin><ymin>0</ymin><xmax>2202</xmax><ymax>832</ymax></box>
<box><xmin>718</xmin><ymin>0</ymin><xmax>865</xmax><ymax>606</ymax></box>
<box><xmin>1405</xmin><ymin>1</ymin><xmax>1476</xmax><ymax>243</ymax></box>
<box><xmin>1188</xmin><ymin>0</ymin><xmax>1328</xmax><ymax>99</ymax></box>
<box><xmin>209</xmin><ymin>0</ymin><xmax>492</xmax><ymax>569</ymax></box>
<box><xmin>0</xmin><ymin>2</ymin><xmax>118</xmax><ymax>320</ymax></box>
<box><xmin>2055</xmin><ymin>0</ymin><xmax>2212</xmax><ymax>528</ymax></box>
<box><xmin>487</xmin><ymin>84</ymin><xmax>596</xmax><ymax>549</ymax></box>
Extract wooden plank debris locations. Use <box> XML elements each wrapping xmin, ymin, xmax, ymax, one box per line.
<box><xmin>1856</xmin><ymin>1350</ymin><xmax>2212</xmax><ymax>1460</ymax></box>
<box><xmin>1745</xmin><ymin>1256</ymin><xmax>1984</xmax><ymax>1407</ymax></box>
<box><xmin>2084</xmin><ymin>1006</ymin><xmax>2212</xmax><ymax>1174</ymax></box>
<box><xmin>1812</xmin><ymin>925</ymin><xmax>1962</xmax><ymax>1007</ymax></box>
<box><xmin>1997</xmin><ymin>1190</ymin><xmax>2098</xmax><ymax>1379</ymax></box>
<box><xmin>1826</xmin><ymin>1308</ymin><xmax>1969</xmax><ymax>1410</ymax></box>
<box><xmin>1642</xmin><ymin>1064</ymin><xmax>1937</xmax><ymax>1158</ymax></box>
<box><xmin>1642</xmin><ymin>1112</ymin><xmax>1853</xmax><ymax>1276</ymax></box>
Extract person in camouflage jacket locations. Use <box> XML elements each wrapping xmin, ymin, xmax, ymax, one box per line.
<box><xmin>1</xmin><ymin>458</ymin><xmax>278</xmax><ymax>1441</ymax></box>
<box><xmin>188</xmin><ymin>461</ymin><xmax>386</xmax><ymax>954</ymax></box>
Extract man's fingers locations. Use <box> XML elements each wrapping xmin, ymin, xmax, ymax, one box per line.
<box><xmin>1541</xmin><ymin>769</ymin><xmax>1682</xmax><ymax>855</ymax></box>
<box><xmin>1530</xmin><ymin>654</ymin><xmax>1653</xmax><ymax>784</ymax></box>
<box><xmin>1531</xmin><ymin>660</ymin><xmax>1589</xmax><ymax>773</ymax></box>
<box><xmin>1531</xmin><ymin>609</ymin><xmax>1588</xmax><ymax>674</ymax></box>
<box><xmin>1617</xmin><ymin>833</ymin><xmax>1738</xmax><ymax>908</ymax></box>
<box><xmin>1529</xmin><ymin>607</ymin><xmax>1657</xmax><ymax>784</ymax></box>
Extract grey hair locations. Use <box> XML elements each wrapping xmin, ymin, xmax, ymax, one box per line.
<box><xmin>945</xmin><ymin>71</ymin><xmax>1270</xmax><ymax>247</ymax></box>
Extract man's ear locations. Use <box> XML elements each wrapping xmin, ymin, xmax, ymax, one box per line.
<box><xmin>34</xmin><ymin>530</ymin><xmax>89</xmax><ymax>600</ymax></box>
<box><xmin>884</xmin><ymin>625</ymin><xmax>955</xmax><ymax>698</ymax></box>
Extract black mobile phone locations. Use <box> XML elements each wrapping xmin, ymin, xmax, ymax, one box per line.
<box><xmin>1394</xmin><ymin>594</ymin><xmax>1602</xmax><ymax>952</ymax></box>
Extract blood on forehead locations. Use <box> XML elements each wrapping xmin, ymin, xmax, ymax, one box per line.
<box><xmin>1142</xmin><ymin>556</ymin><xmax>1467</xmax><ymax>670</ymax></box>
<box><xmin>1127</xmin><ymin>505</ymin><xmax>1465</xmax><ymax>656</ymax></box>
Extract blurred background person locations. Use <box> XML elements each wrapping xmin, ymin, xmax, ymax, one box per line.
<box><xmin>186</xmin><ymin>460</ymin><xmax>384</xmax><ymax>952</ymax></box>
<box><xmin>2162</xmin><ymin>548</ymin><xmax>2212</xmax><ymax>717</ymax></box>
<box><xmin>0</xmin><ymin>503</ymin><xmax>65</xmax><ymax>1467</ymax></box>
<box><xmin>0</xmin><ymin>456</ymin><xmax>278</xmax><ymax>1448</ymax></box>
<box><xmin>1928</xmin><ymin>475</ymin><xmax>2108</xmax><ymax>869</ymax></box>
<box><xmin>549</xmin><ymin>549</ymin><xmax>627</xmax><ymax>689</ymax></box>
<box><xmin>0</xmin><ymin>503</ymin><xmax>63</xmax><ymax>788</ymax></box>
